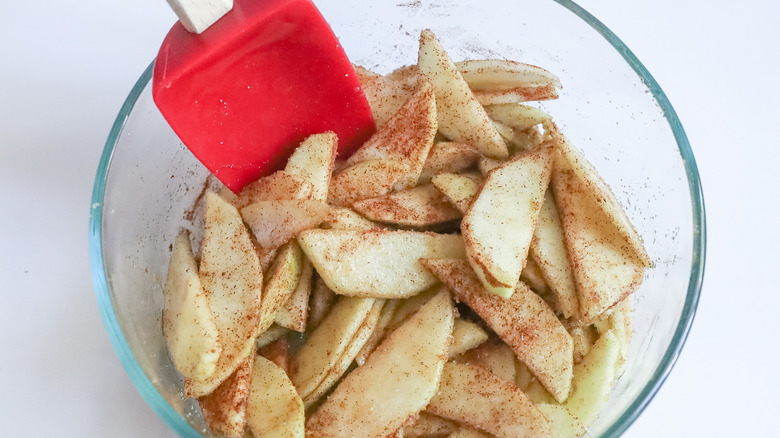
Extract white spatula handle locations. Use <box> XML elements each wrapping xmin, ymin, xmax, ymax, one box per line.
<box><xmin>166</xmin><ymin>0</ymin><xmax>233</xmax><ymax>34</ymax></box>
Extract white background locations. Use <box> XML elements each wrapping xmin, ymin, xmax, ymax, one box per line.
<box><xmin>1</xmin><ymin>0</ymin><xmax>778</xmax><ymax>436</ymax></box>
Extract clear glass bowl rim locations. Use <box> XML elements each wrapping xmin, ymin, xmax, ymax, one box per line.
<box><xmin>88</xmin><ymin>1</ymin><xmax>706</xmax><ymax>436</ymax></box>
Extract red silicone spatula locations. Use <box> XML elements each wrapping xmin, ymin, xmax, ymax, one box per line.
<box><xmin>153</xmin><ymin>0</ymin><xmax>375</xmax><ymax>193</ymax></box>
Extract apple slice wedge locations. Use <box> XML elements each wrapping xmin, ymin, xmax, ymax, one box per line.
<box><xmin>431</xmin><ymin>173</ymin><xmax>481</xmax><ymax>214</ymax></box>
<box><xmin>354</xmin><ymin>65</ymin><xmax>416</xmax><ymax>128</ymax></box>
<box><xmin>448</xmin><ymin>318</ymin><xmax>489</xmax><ymax>358</ymax></box>
<box><xmin>162</xmin><ymin>231</ymin><xmax>221</xmax><ymax>381</ymax></box>
<box><xmin>418</xmin><ymin>30</ymin><xmax>507</xmax><ymax>160</ymax></box>
<box><xmin>199</xmin><ymin>353</ymin><xmax>254</xmax><ymax>438</ymax></box>
<box><xmin>456</xmin><ymin>338</ymin><xmax>517</xmax><ymax>383</ymax></box>
<box><xmin>298</xmin><ymin>229</ymin><xmax>466</xmax><ymax>298</ymax></box>
<box><xmin>307</xmin><ymin>276</ymin><xmax>337</xmax><ymax>330</ymax></box>
<box><xmin>247</xmin><ymin>355</ymin><xmax>305</xmax><ymax>438</ymax></box>
<box><xmin>418</xmin><ymin>141</ymin><xmax>481</xmax><ymax>184</ymax></box>
<box><xmin>403</xmin><ymin>413</ymin><xmax>457</xmax><ymax>438</ymax></box>
<box><xmin>306</xmin><ymin>290</ymin><xmax>454</xmax><ymax>438</ymax></box>
<box><xmin>223</xmin><ymin>170</ymin><xmax>314</xmax><ymax>209</ymax></box>
<box><xmin>256</xmin><ymin>241</ymin><xmax>303</xmax><ymax>335</ymax></box>
<box><xmin>186</xmin><ymin>192</ymin><xmax>263</xmax><ymax>398</ymax></box>
<box><xmin>421</xmin><ymin>259</ymin><xmax>573</xmax><ymax>403</ymax></box>
<box><xmin>346</xmin><ymin>81</ymin><xmax>438</xmax><ymax>191</ymax></box>
<box><xmin>427</xmin><ymin>362</ymin><xmax>550</xmax><ymax>438</ymax></box>
<box><xmin>240</xmin><ymin>199</ymin><xmax>329</xmax><ymax>252</ymax></box>
<box><xmin>355</xmin><ymin>299</ymin><xmax>400</xmax><ymax>366</ymax></box>
<box><xmin>285</xmin><ymin>132</ymin><xmax>339</xmax><ymax>201</ymax></box>
<box><xmin>461</xmin><ymin>147</ymin><xmax>553</xmax><ymax>297</ymax></box>
<box><xmin>352</xmin><ymin>183</ymin><xmax>462</xmax><ymax>227</ymax></box>
<box><xmin>328</xmin><ymin>159</ymin><xmax>409</xmax><ymax>207</ymax></box>
<box><xmin>274</xmin><ymin>254</ymin><xmax>313</xmax><ymax>333</ymax></box>
<box><xmin>455</xmin><ymin>59</ymin><xmax>562</xmax><ymax>91</ymax></box>
<box><xmin>484</xmin><ymin>103</ymin><xmax>552</xmax><ymax>131</ymax></box>
<box><xmin>323</xmin><ymin>207</ymin><xmax>384</xmax><ymax>231</ymax></box>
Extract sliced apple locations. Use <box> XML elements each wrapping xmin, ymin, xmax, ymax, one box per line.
<box><xmin>448</xmin><ymin>318</ymin><xmax>489</xmax><ymax>358</ymax></box>
<box><xmin>421</xmin><ymin>259</ymin><xmax>573</xmax><ymax>403</ymax></box>
<box><xmin>247</xmin><ymin>355</ymin><xmax>305</xmax><ymax>438</ymax></box>
<box><xmin>347</xmin><ymin>82</ymin><xmax>438</xmax><ymax>190</ymax></box>
<box><xmin>418</xmin><ymin>141</ymin><xmax>481</xmax><ymax>184</ymax></box>
<box><xmin>431</xmin><ymin>173</ymin><xmax>480</xmax><ymax>214</ymax></box>
<box><xmin>403</xmin><ymin>413</ymin><xmax>457</xmax><ymax>438</ymax></box>
<box><xmin>328</xmin><ymin>159</ymin><xmax>409</xmax><ymax>207</ymax></box>
<box><xmin>427</xmin><ymin>362</ymin><xmax>550</xmax><ymax>438</ymax></box>
<box><xmin>162</xmin><ymin>231</ymin><xmax>221</xmax><ymax>381</ymax></box>
<box><xmin>473</xmin><ymin>85</ymin><xmax>559</xmax><ymax>105</ymax></box>
<box><xmin>258</xmin><ymin>336</ymin><xmax>290</xmax><ymax>374</ymax></box>
<box><xmin>303</xmin><ymin>299</ymin><xmax>385</xmax><ymax>407</ymax></box>
<box><xmin>352</xmin><ymin>184</ymin><xmax>462</xmax><ymax>227</ymax></box>
<box><xmin>456</xmin><ymin>338</ymin><xmax>517</xmax><ymax>383</ymax></box>
<box><xmin>520</xmin><ymin>255</ymin><xmax>549</xmax><ymax>295</ymax></box>
<box><xmin>448</xmin><ymin>427</ymin><xmax>493</xmax><ymax>438</ymax></box>
<box><xmin>569</xmin><ymin>325</ymin><xmax>597</xmax><ymax>365</ymax></box>
<box><xmin>355</xmin><ymin>299</ymin><xmax>401</xmax><ymax>366</ymax></box>
<box><xmin>535</xmin><ymin>403</ymin><xmax>586</xmax><ymax>438</ymax></box>
<box><xmin>354</xmin><ymin>65</ymin><xmax>416</xmax><ymax>128</ymax></box>
<box><xmin>485</xmin><ymin>103</ymin><xmax>552</xmax><ymax>131</ymax></box>
<box><xmin>298</xmin><ymin>229</ymin><xmax>466</xmax><ymax>298</ymax></box>
<box><xmin>307</xmin><ymin>276</ymin><xmax>337</xmax><ymax>330</ymax></box>
<box><xmin>187</xmin><ymin>192</ymin><xmax>263</xmax><ymax>398</ymax></box>
<box><xmin>306</xmin><ymin>290</ymin><xmax>454</xmax><ymax>438</ymax></box>
<box><xmin>275</xmin><ymin>254</ymin><xmax>314</xmax><ymax>333</ymax></box>
<box><xmin>385</xmin><ymin>286</ymin><xmax>439</xmax><ymax>331</ymax></box>
<box><xmin>290</xmin><ymin>297</ymin><xmax>376</xmax><ymax>400</ymax></box>
<box><xmin>531</xmin><ymin>190</ymin><xmax>580</xmax><ymax>319</ymax></box>
<box><xmin>227</xmin><ymin>170</ymin><xmax>314</xmax><ymax>209</ymax></box>
<box><xmin>552</xmin><ymin>169</ymin><xmax>645</xmax><ymax>321</ymax></box>
<box><xmin>257</xmin><ymin>241</ymin><xmax>303</xmax><ymax>335</ymax></box>
<box><xmin>418</xmin><ymin>30</ymin><xmax>507</xmax><ymax>159</ymax></box>
<box><xmin>285</xmin><ymin>132</ymin><xmax>338</xmax><ymax>201</ymax></box>
<box><xmin>199</xmin><ymin>353</ymin><xmax>253</xmax><ymax>438</ymax></box>
<box><xmin>456</xmin><ymin>59</ymin><xmax>562</xmax><ymax>90</ymax></box>
<box><xmin>386</xmin><ymin>64</ymin><xmax>422</xmax><ymax>87</ymax></box>
<box><xmin>593</xmin><ymin>298</ymin><xmax>632</xmax><ymax>375</ymax></box>
<box><xmin>323</xmin><ymin>207</ymin><xmax>384</xmax><ymax>231</ymax></box>
<box><xmin>240</xmin><ymin>199</ymin><xmax>329</xmax><ymax>252</ymax></box>
<box><xmin>462</xmin><ymin>148</ymin><xmax>553</xmax><ymax>297</ymax></box>
<box><xmin>563</xmin><ymin>330</ymin><xmax>620</xmax><ymax>428</ymax></box>
<box><xmin>477</xmin><ymin>156</ymin><xmax>504</xmax><ymax>175</ymax></box>
<box><xmin>255</xmin><ymin>324</ymin><xmax>289</xmax><ymax>350</ymax></box>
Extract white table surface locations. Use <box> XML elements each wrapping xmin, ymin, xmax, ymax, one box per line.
<box><xmin>1</xmin><ymin>0</ymin><xmax>778</xmax><ymax>436</ymax></box>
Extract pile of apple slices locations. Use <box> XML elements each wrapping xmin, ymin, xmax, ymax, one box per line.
<box><xmin>161</xmin><ymin>29</ymin><xmax>650</xmax><ymax>438</ymax></box>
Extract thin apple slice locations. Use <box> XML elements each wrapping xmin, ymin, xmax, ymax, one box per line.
<box><xmin>187</xmin><ymin>192</ymin><xmax>263</xmax><ymax>398</ymax></box>
<box><xmin>418</xmin><ymin>141</ymin><xmax>481</xmax><ymax>184</ymax></box>
<box><xmin>199</xmin><ymin>353</ymin><xmax>253</xmax><ymax>438</ymax></box>
<box><xmin>421</xmin><ymin>259</ymin><xmax>573</xmax><ymax>403</ymax></box>
<box><xmin>308</xmin><ymin>276</ymin><xmax>337</xmax><ymax>330</ymax></box>
<box><xmin>240</xmin><ymin>200</ymin><xmax>329</xmax><ymax>252</ymax></box>
<box><xmin>552</xmin><ymin>169</ymin><xmax>645</xmax><ymax>321</ymax></box>
<box><xmin>448</xmin><ymin>427</ymin><xmax>492</xmax><ymax>438</ymax></box>
<box><xmin>226</xmin><ymin>171</ymin><xmax>314</xmax><ymax>209</ymax></box>
<box><xmin>255</xmin><ymin>324</ymin><xmax>289</xmax><ymax>350</ymax></box>
<box><xmin>569</xmin><ymin>325</ymin><xmax>597</xmax><ymax>364</ymax></box>
<box><xmin>593</xmin><ymin>298</ymin><xmax>633</xmax><ymax>375</ymax></box>
<box><xmin>386</xmin><ymin>64</ymin><xmax>422</xmax><ymax>87</ymax></box>
<box><xmin>520</xmin><ymin>255</ymin><xmax>549</xmax><ymax>295</ymax></box>
<box><xmin>328</xmin><ymin>159</ymin><xmax>409</xmax><ymax>207</ymax></box>
<box><xmin>303</xmin><ymin>299</ymin><xmax>385</xmax><ymax>407</ymax></box>
<box><xmin>456</xmin><ymin>338</ymin><xmax>517</xmax><ymax>383</ymax></box>
<box><xmin>247</xmin><ymin>355</ymin><xmax>305</xmax><ymax>438</ymax></box>
<box><xmin>257</xmin><ymin>241</ymin><xmax>303</xmax><ymax>335</ymax></box>
<box><xmin>563</xmin><ymin>330</ymin><xmax>620</xmax><ymax>428</ymax></box>
<box><xmin>298</xmin><ymin>229</ymin><xmax>466</xmax><ymax>298</ymax></box>
<box><xmin>535</xmin><ymin>403</ymin><xmax>586</xmax><ymax>438</ymax></box>
<box><xmin>290</xmin><ymin>297</ymin><xmax>376</xmax><ymax>400</ymax></box>
<box><xmin>462</xmin><ymin>148</ymin><xmax>553</xmax><ymax>297</ymax></box>
<box><xmin>347</xmin><ymin>82</ymin><xmax>438</xmax><ymax>190</ymax></box>
<box><xmin>306</xmin><ymin>290</ymin><xmax>455</xmax><ymax>438</ymax></box>
<box><xmin>258</xmin><ymin>336</ymin><xmax>290</xmax><ymax>374</ymax></box>
<box><xmin>477</xmin><ymin>156</ymin><xmax>504</xmax><ymax>175</ymax></box>
<box><xmin>448</xmin><ymin>318</ymin><xmax>489</xmax><ymax>358</ymax></box>
<box><xmin>474</xmin><ymin>85</ymin><xmax>559</xmax><ymax>105</ymax></box>
<box><xmin>418</xmin><ymin>30</ymin><xmax>507</xmax><ymax>159</ymax></box>
<box><xmin>386</xmin><ymin>286</ymin><xmax>440</xmax><ymax>331</ymax></box>
<box><xmin>455</xmin><ymin>59</ymin><xmax>562</xmax><ymax>90</ymax></box>
<box><xmin>323</xmin><ymin>207</ymin><xmax>384</xmax><ymax>231</ymax></box>
<box><xmin>354</xmin><ymin>65</ymin><xmax>416</xmax><ymax>128</ymax></box>
<box><xmin>431</xmin><ymin>173</ymin><xmax>480</xmax><ymax>214</ymax></box>
<box><xmin>427</xmin><ymin>362</ymin><xmax>550</xmax><ymax>438</ymax></box>
<box><xmin>485</xmin><ymin>103</ymin><xmax>552</xmax><ymax>131</ymax></box>
<box><xmin>355</xmin><ymin>299</ymin><xmax>401</xmax><ymax>366</ymax></box>
<box><xmin>530</xmin><ymin>190</ymin><xmax>580</xmax><ymax>319</ymax></box>
<box><xmin>285</xmin><ymin>132</ymin><xmax>339</xmax><ymax>201</ymax></box>
<box><xmin>163</xmin><ymin>231</ymin><xmax>221</xmax><ymax>381</ymax></box>
<box><xmin>275</xmin><ymin>255</ymin><xmax>314</xmax><ymax>333</ymax></box>
<box><xmin>352</xmin><ymin>184</ymin><xmax>462</xmax><ymax>227</ymax></box>
<box><xmin>403</xmin><ymin>413</ymin><xmax>457</xmax><ymax>438</ymax></box>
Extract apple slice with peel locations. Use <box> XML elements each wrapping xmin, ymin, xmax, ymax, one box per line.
<box><xmin>346</xmin><ymin>82</ymin><xmax>438</xmax><ymax>191</ymax></box>
<box><xmin>353</xmin><ymin>65</ymin><xmax>416</xmax><ymax>128</ymax></box>
<box><xmin>530</xmin><ymin>190</ymin><xmax>580</xmax><ymax>319</ymax></box>
<box><xmin>274</xmin><ymin>254</ymin><xmax>313</xmax><ymax>333</ymax></box>
<box><xmin>564</xmin><ymin>330</ymin><xmax>620</xmax><ymax>428</ymax></box>
<box><xmin>247</xmin><ymin>355</ymin><xmax>305</xmax><ymax>438</ymax></box>
<box><xmin>418</xmin><ymin>141</ymin><xmax>481</xmax><ymax>184</ymax></box>
<box><xmin>403</xmin><ymin>413</ymin><xmax>457</xmax><ymax>438</ymax></box>
<box><xmin>431</xmin><ymin>173</ymin><xmax>480</xmax><ymax>214</ymax></box>
<box><xmin>448</xmin><ymin>318</ymin><xmax>489</xmax><ymax>358</ymax></box>
<box><xmin>484</xmin><ymin>103</ymin><xmax>551</xmax><ymax>131</ymax></box>
<box><xmin>285</xmin><ymin>132</ymin><xmax>338</xmax><ymax>201</ymax></box>
<box><xmin>199</xmin><ymin>353</ymin><xmax>254</xmax><ymax>438</ymax></box>
<box><xmin>290</xmin><ymin>297</ymin><xmax>376</xmax><ymax>401</ymax></box>
<box><xmin>352</xmin><ymin>184</ymin><xmax>462</xmax><ymax>227</ymax></box>
<box><xmin>455</xmin><ymin>59</ymin><xmax>562</xmax><ymax>91</ymax></box>
<box><xmin>256</xmin><ymin>241</ymin><xmax>303</xmax><ymax>335</ymax></box>
<box><xmin>298</xmin><ymin>229</ymin><xmax>466</xmax><ymax>298</ymax></box>
<box><xmin>306</xmin><ymin>290</ymin><xmax>454</xmax><ymax>438</ymax></box>
<box><xmin>328</xmin><ymin>159</ymin><xmax>409</xmax><ymax>207</ymax></box>
<box><xmin>427</xmin><ymin>362</ymin><xmax>550</xmax><ymax>438</ymax></box>
<box><xmin>418</xmin><ymin>30</ymin><xmax>507</xmax><ymax>160</ymax></box>
<box><xmin>162</xmin><ymin>231</ymin><xmax>221</xmax><ymax>381</ymax></box>
<box><xmin>186</xmin><ymin>192</ymin><xmax>263</xmax><ymax>398</ymax></box>
<box><xmin>240</xmin><ymin>200</ymin><xmax>329</xmax><ymax>252</ymax></box>
<box><xmin>302</xmin><ymin>299</ymin><xmax>385</xmax><ymax>407</ymax></box>
<box><xmin>421</xmin><ymin>259</ymin><xmax>573</xmax><ymax>403</ymax></box>
<box><xmin>462</xmin><ymin>147</ymin><xmax>553</xmax><ymax>297</ymax></box>
<box><xmin>221</xmin><ymin>170</ymin><xmax>314</xmax><ymax>209</ymax></box>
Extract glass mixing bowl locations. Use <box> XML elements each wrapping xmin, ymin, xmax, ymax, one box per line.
<box><xmin>89</xmin><ymin>0</ymin><xmax>705</xmax><ymax>436</ymax></box>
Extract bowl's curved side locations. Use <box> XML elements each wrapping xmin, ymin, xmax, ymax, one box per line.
<box><xmin>89</xmin><ymin>62</ymin><xmax>204</xmax><ymax>438</ymax></box>
<box><xmin>551</xmin><ymin>1</ymin><xmax>705</xmax><ymax>436</ymax></box>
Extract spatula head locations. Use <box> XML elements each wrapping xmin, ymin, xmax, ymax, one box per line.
<box><xmin>153</xmin><ymin>0</ymin><xmax>375</xmax><ymax>193</ymax></box>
